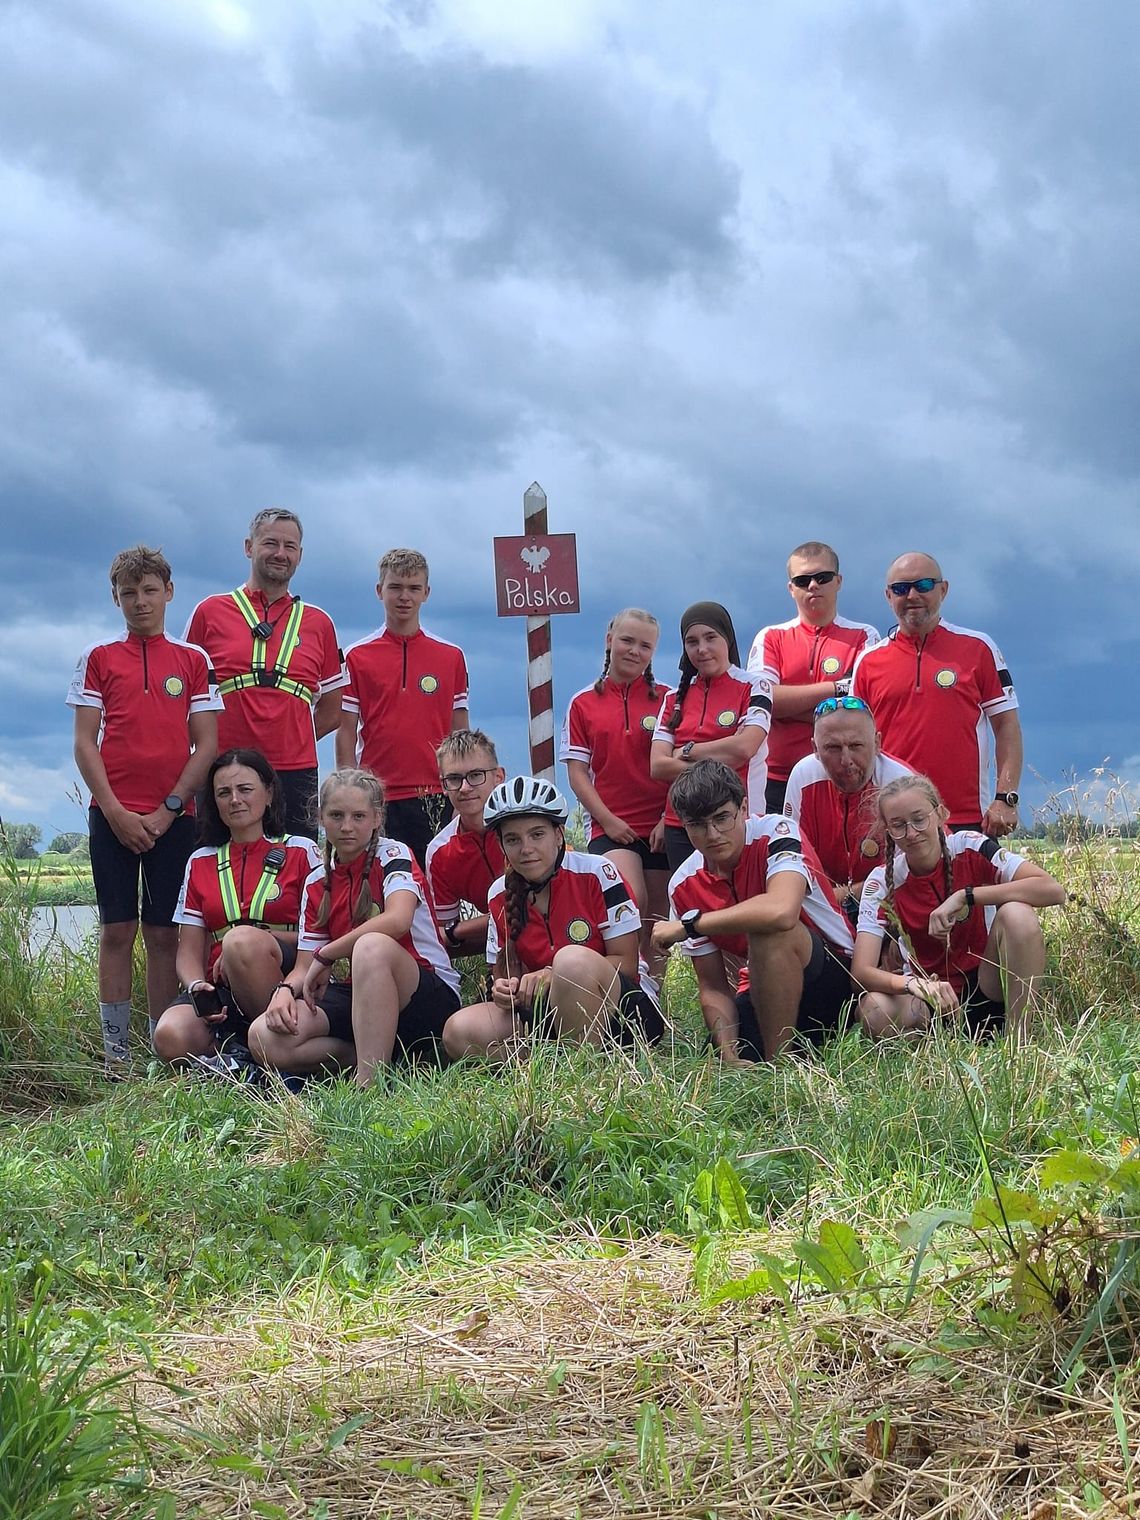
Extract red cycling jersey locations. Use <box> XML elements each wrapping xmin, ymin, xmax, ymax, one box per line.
<box><xmin>297</xmin><ymin>838</ymin><xmax>459</xmax><ymax>993</ymax></box>
<box><xmin>747</xmin><ymin>615</ymin><xmax>880</xmax><ymax>781</ymax></box>
<box><xmin>560</xmin><ymin>675</ymin><xmax>673</xmax><ymax>840</ymax></box>
<box><xmin>783</xmin><ymin>752</ymin><xmax>911</xmax><ymax>887</ymax></box>
<box><xmin>67</xmin><ymin>631</ymin><xmax>221</xmax><ymax>813</ymax></box>
<box><xmin>851</xmin><ymin>622</ymin><xmax>1017</xmax><ymax>826</ymax></box>
<box><xmin>668</xmin><ymin>815</ymin><xmax>853</xmax><ymax>993</ymax></box>
<box><xmin>856</xmin><ymin>832</ymin><xmax>1028</xmax><ymax>993</ymax></box>
<box><xmin>174</xmin><ymin>833</ymin><xmax>321</xmax><ymax>975</ymax></box>
<box><xmin>652</xmin><ymin>666</ymin><xmax>772</xmax><ymax>827</ymax></box>
<box><xmin>342</xmin><ymin>627</ymin><xmax>469</xmax><ymax>801</ymax></box>
<box><xmin>184</xmin><ymin>589</ymin><xmax>345</xmax><ymax>771</ymax></box>
<box><xmin>425</xmin><ymin>817</ymin><xmax>505</xmax><ymax>926</ymax></box>
<box><xmin>486</xmin><ymin>853</ymin><xmax>641</xmax><ymax>972</ymax></box>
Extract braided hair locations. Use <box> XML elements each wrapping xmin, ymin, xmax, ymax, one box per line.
<box><xmin>877</xmin><ymin>773</ymin><xmax>952</xmax><ymax>959</ymax></box>
<box><xmin>314</xmin><ymin>768</ymin><xmax>386</xmax><ymax>929</ymax></box>
<box><xmin>594</xmin><ymin>608</ymin><xmax>661</xmax><ymax>699</ymax></box>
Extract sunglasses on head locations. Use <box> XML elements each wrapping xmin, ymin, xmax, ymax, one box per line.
<box><xmin>887</xmin><ymin>576</ymin><xmax>940</xmax><ymax>596</ymax></box>
<box><xmin>790</xmin><ymin>570</ymin><xmax>838</xmax><ymax>589</ymax></box>
<box><xmin>814</xmin><ymin>696</ymin><xmax>871</xmax><ymax>719</ymax></box>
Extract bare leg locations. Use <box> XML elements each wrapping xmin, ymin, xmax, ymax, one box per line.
<box><xmin>97</xmin><ymin>920</ymin><xmax>137</xmax><ymax>1003</ymax></box>
<box><xmin>348</xmin><ymin>936</ymin><xmax>422</xmax><ymax>1087</ymax></box>
<box><xmin>218</xmin><ymin>926</ymin><xmax>284</xmax><ymax>1027</ymax></box>
<box><xmin>140</xmin><ymin>923</ymin><xmax>179</xmax><ymax>1031</ymax></box>
<box><xmin>604</xmin><ymin>848</ymin><xmax>666</xmax><ymax>984</ymax></box>
<box><xmin>746</xmin><ymin>923</ymin><xmax>812</xmax><ymax>1060</ymax></box>
<box><xmin>858</xmin><ymin>990</ymin><xmax>932</xmax><ymax>1039</ymax></box>
<box><xmin>153</xmin><ymin>1001</ymin><xmax>218</xmax><ymax>1061</ymax></box>
<box><xmin>442</xmin><ymin>1002</ymin><xmax>518</xmax><ymax>1062</ymax></box>
<box><xmin>547</xmin><ymin>945</ymin><xmax>623</xmax><ymax>1045</ymax></box>
<box><xmin>978</xmin><ymin>902</ymin><xmax>1045</xmax><ymax>1040</ymax></box>
<box><xmin>248</xmin><ymin>1004</ymin><xmax>355</xmax><ymax>1076</ymax></box>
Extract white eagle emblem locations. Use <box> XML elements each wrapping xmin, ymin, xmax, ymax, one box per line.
<box><xmin>520</xmin><ymin>543</ymin><xmax>550</xmax><ymax>573</ymax></box>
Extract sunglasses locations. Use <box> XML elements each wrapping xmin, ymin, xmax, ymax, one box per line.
<box><xmin>790</xmin><ymin>570</ymin><xmax>838</xmax><ymax>589</ymax></box>
<box><xmin>814</xmin><ymin>696</ymin><xmax>871</xmax><ymax>719</ymax></box>
<box><xmin>887</xmin><ymin>577</ymin><xmax>941</xmax><ymax>596</ymax></box>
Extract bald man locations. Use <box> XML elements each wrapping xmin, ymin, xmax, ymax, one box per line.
<box><xmin>851</xmin><ymin>552</ymin><xmax>1023</xmax><ymax>836</ymax></box>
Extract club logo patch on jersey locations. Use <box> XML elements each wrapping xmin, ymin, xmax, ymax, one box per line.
<box><xmin>163</xmin><ymin>676</ymin><xmax>185</xmax><ymax>697</ymax></box>
<box><xmin>716</xmin><ymin>709</ymin><xmax>736</xmax><ymax>728</ymax></box>
<box><xmin>567</xmin><ymin>918</ymin><xmax>591</xmax><ymax>943</ymax></box>
<box><xmin>614</xmin><ymin>903</ymin><xmax>635</xmax><ymax>922</ymax></box>
<box><xmin>774</xmin><ymin>820</ymin><xmax>791</xmax><ymax>835</ymax></box>
<box><xmin>641</xmin><ymin>714</ymin><xmax>656</xmax><ymax>731</ymax></box>
<box><xmin>863</xmin><ymin>878</ymin><xmax>883</xmax><ymax>898</ymax></box>
<box><xmin>419</xmin><ymin>675</ymin><xmax>439</xmax><ymax>694</ymax></box>
<box><xmin>265</xmin><ymin>883</ymin><xmax>282</xmax><ymax>901</ymax></box>
<box><xmin>821</xmin><ymin>656</ymin><xmax>841</xmax><ymax>676</ymax></box>
<box><xmin>935</xmin><ymin>668</ymin><xmax>958</xmax><ymax>688</ymax></box>
<box><xmin>601</xmin><ymin>862</ymin><xmax>619</xmax><ymax>882</ymax></box>
<box><xmin>860</xmin><ymin>837</ymin><xmax>880</xmax><ymax>858</ymax></box>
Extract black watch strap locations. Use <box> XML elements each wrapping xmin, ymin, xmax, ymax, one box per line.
<box><xmin>995</xmin><ymin>791</ymin><xmax>1019</xmax><ymax>807</ymax></box>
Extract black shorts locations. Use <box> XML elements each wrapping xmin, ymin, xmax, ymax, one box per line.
<box><xmin>733</xmin><ymin>930</ymin><xmax>852</xmax><ymax>1059</ymax></box>
<box><xmin>525</xmin><ymin>971</ymin><xmax>664</xmax><ymax>1047</ymax></box>
<box><xmin>168</xmin><ymin>939</ymin><xmax>297</xmax><ymax>1040</ymax></box>
<box><xmin>89</xmin><ymin>807</ymin><xmax>196</xmax><ymax>926</ymax></box>
<box><xmin>664</xmin><ymin>824</ymin><xmax>698</xmax><ymax>875</ymax></box>
<box><xmin>765</xmin><ymin>777</ymin><xmax>789</xmax><ymax>815</ymax></box>
<box><xmin>587</xmin><ymin>835</ymin><xmax>669</xmax><ymax>873</ymax></box>
<box><xmin>958</xmin><ymin>969</ymin><xmax>1005</xmax><ymax>1038</ymax></box>
<box><xmin>318</xmin><ymin>967</ymin><xmax>460</xmax><ymax>1062</ymax></box>
<box><xmin>385</xmin><ymin>796</ymin><xmax>453</xmax><ymax>868</ymax></box>
<box><xmin>277</xmin><ymin>768</ymin><xmax>318</xmax><ymax>841</ymax></box>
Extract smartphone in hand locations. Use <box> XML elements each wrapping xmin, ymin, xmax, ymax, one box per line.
<box><xmin>190</xmin><ymin>984</ymin><xmax>225</xmax><ymax>1020</ymax></box>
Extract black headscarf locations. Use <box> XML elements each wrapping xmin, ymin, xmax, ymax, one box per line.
<box><xmin>678</xmin><ymin>601</ymin><xmax>741</xmax><ymax>679</ymax></box>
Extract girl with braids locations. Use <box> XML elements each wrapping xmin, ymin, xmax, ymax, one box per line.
<box><xmin>441</xmin><ymin>777</ymin><xmax>664</xmax><ymax>1062</ymax></box>
<box><xmin>249</xmin><ymin>768</ymin><xmax>459</xmax><ymax>1086</ymax></box>
<box><xmin>650</xmin><ymin>601</ymin><xmax>773</xmax><ymax>873</ymax></box>
<box><xmin>852</xmin><ymin>774</ymin><xmax>1064</xmax><ymax>1040</ymax></box>
<box><xmin>561</xmin><ymin>609</ymin><xmax>673</xmax><ymax>979</ymax></box>
<box><xmin>154</xmin><ymin>749</ymin><xmax>320</xmax><ymax>1074</ymax></box>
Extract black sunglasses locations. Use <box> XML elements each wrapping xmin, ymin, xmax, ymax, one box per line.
<box><xmin>887</xmin><ymin>576</ymin><xmax>941</xmax><ymax>596</ymax></box>
<box><xmin>790</xmin><ymin>570</ymin><xmax>838</xmax><ymax>589</ymax></box>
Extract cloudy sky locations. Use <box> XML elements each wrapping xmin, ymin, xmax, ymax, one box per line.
<box><xmin>3</xmin><ymin>0</ymin><xmax>1138</xmax><ymax>842</ymax></box>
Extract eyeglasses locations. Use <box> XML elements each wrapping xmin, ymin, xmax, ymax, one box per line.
<box><xmin>885</xmin><ymin>810</ymin><xmax>936</xmax><ymax>839</ymax></box>
<box><xmin>441</xmin><ymin>769</ymin><xmax>490</xmax><ymax>792</ymax></box>
<box><xmin>887</xmin><ymin>577</ymin><xmax>941</xmax><ymax>596</ymax></box>
<box><xmin>814</xmin><ymin>696</ymin><xmax>871</xmax><ymax>719</ymax></box>
<box><xmin>683</xmin><ymin>804</ymin><xmax>741</xmax><ymax>837</ymax></box>
<box><xmin>790</xmin><ymin>570</ymin><xmax>838</xmax><ymax>589</ymax></box>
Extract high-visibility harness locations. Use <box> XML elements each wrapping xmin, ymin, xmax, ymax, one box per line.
<box><xmin>216</xmin><ymin>589</ymin><xmax>313</xmax><ymax>704</ymax></box>
<box><xmin>211</xmin><ymin>839</ymin><xmax>296</xmax><ymax>941</ymax></box>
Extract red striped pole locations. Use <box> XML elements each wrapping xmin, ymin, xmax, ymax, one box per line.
<box><xmin>524</xmin><ymin>482</ymin><xmax>555</xmax><ymax>781</ymax></box>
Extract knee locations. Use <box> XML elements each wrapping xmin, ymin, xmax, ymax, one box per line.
<box><xmin>351</xmin><ymin>935</ymin><xmax>400</xmax><ymax>976</ymax></box>
<box><xmin>748</xmin><ymin>922</ymin><xmax>806</xmax><ymax>968</ymax></box>
<box><xmin>551</xmin><ymin>945</ymin><xmax>603</xmax><ymax>986</ymax></box>
<box><xmin>100</xmin><ymin>921</ymin><xmax>138</xmax><ymax>954</ymax></box>
<box><xmin>221</xmin><ymin>925</ymin><xmax>278</xmax><ymax>974</ymax></box>
<box><xmin>858</xmin><ymin>992</ymin><xmax>896</xmax><ymax>1039</ymax></box>
<box><xmin>994</xmin><ymin>902</ymin><xmax>1043</xmax><ymax>947</ymax></box>
<box><xmin>442</xmin><ymin>1008</ymin><xmax>480</xmax><ymax>1061</ymax></box>
<box><xmin>153</xmin><ymin>1009</ymin><xmax>191</xmax><ymax>1061</ymax></box>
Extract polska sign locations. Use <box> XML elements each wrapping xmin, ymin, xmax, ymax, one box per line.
<box><xmin>493</xmin><ymin>533</ymin><xmax>580</xmax><ymax>617</ymax></box>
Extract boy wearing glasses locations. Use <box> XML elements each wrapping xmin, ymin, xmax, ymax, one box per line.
<box><xmin>783</xmin><ymin>697</ymin><xmax>911</xmax><ymax>922</ymax></box>
<box><xmin>424</xmin><ymin>730</ymin><xmax>506</xmax><ymax>957</ymax></box>
<box><xmin>337</xmin><ymin>549</ymin><xmax>470</xmax><ymax>866</ymax></box>
<box><xmin>651</xmin><ymin>761</ymin><xmax>853</xmax><ymax>1062</ymax></box>
<box><xmin>747</xmin><ymin>542</ymin><xmax>880</xmax><ymax>815</ymax></box>
<box><xmin>851</xmin><ymin>551</ymin><xmax>1022</xmax><ymax>837</ymax></box>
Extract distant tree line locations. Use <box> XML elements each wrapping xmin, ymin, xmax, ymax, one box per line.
<box><xmin>0</xmin><ymin>822</ymin><xmax>90</xmax><ymax>860</ymax></box>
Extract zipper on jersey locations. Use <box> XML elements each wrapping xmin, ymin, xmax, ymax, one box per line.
<box><xmin>914</xmin><ymin>635</ymin><xmax>927</xmax><ymax>691</ymax></box>
<box><xmin>621</xmin><ymin>686</ymin><xmax>630</xmax><ymax>732</ymax></box>
<box><xmin>402</xmin><ymin>642</ymin><xmax>408</xmax><ymax>690</ymax></box>
<box><xmin>142</xmin><ymin>642</ymin><xmax>149</xmax><ymax>692</ymax></box>
<box><xmin>809</xmin><ymin>625</ymin><xmax>822</xmax><ymax>677</ymax></box>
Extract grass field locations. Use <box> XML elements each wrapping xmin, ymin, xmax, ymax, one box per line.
<box><xmin>1</xmin><ymin>838</ymin><xmax>1138</xmax><ymax>1517</ymax></box>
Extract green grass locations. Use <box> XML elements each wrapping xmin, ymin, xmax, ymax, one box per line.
<box><xmin>0</xmin><ymin>833</ymin><xmax>1138</xmax><ymax>1515</ymax></box>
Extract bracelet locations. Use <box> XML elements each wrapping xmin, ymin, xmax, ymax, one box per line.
<box><xmin>274</xmin><ymin>982</ymin><xmax>297</xmax><ymax>998</ymax></box>
<box><xmin>313</xmin><ymin>948</ymin><xmax>335</xmax><ymax>967</ymax></box>
<box><xmin>963</xmin><ymin>885</ymin><xmax>975</xmax><ymax>911</ymax></box>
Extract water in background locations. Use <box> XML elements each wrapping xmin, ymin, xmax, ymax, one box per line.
<box><xmin>30</xmin><ymin>905</ymin><xmax>99</xmax><ymax>955</ymax></box>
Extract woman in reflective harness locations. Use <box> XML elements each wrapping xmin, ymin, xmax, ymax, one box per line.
<box><xmin>152</xmin><ymin>749</ymin><xmax>320</xmax><ymax>1072</ymax></box>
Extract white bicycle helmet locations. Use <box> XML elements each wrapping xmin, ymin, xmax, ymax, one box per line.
<box><xmin>483</xmin><ymin>776</ymin><xmax>569</xmax><ymax>830</ymax></box>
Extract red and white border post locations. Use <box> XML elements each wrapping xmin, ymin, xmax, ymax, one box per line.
<box><xmin>492</xmin><ymin>483</ymin><xmax>580</xmax><ymax>782</ymax></box>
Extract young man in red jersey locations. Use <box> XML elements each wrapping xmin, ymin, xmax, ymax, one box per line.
<box><xmin>69</xmin><ymin>545</ymin><xmax>220</xmax><ymax>1070</ymax></box>
<box><xmin>425</xmin><ymin>729</ymin><xmax>506</xmax><ymax>958</ymax></box>
<box><xmin>652</xmin><ymin>761</ymin><xmax>853</xmax><ymax>1063</ymax></box>
<box><xmin>337</xmin><ymin>548</ymin><xmax>470</xmax><ymax>866</ymax></box>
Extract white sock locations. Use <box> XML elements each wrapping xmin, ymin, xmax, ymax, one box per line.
<box><xmin>99</xmin><ymin>1001</ymin><xmax>131</xmax><ymax>1064</ymax></box>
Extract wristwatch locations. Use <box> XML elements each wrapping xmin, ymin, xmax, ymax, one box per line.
<box><xmin>163</xmin><ymin>794</ymin><xmax>184</xmax><ymax>815</ymax></box>
<box><xmin>680</xmin><ymin>908</ymin><xmax>703</xmax><ymax>939</ymax></box>
<box><xmin>994</xmin><ymin>791</ymin><xmax>1020</xmax><ymax>808</ymax></box>
<box><xmin>680</xmin><ymin>741</ymin><xmax>696</xmax><ymax>760</ymax></box>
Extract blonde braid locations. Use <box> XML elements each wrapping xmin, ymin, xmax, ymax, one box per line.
<box><xmin>352</xmin><ymin>830</ymin><xmax>382</xmax><ymax>925</ymax></box>
<box><xmin>314</xmin><ymin>836</ymin><xmax>335</xmax><ymax>930</ymax></box>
